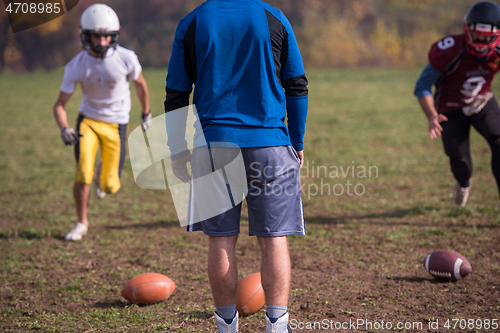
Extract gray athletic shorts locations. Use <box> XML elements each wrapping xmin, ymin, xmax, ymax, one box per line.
<box><xmin>186</xmin><ymin>145</ymin><xmax>305</xmax><ymax>237</ymax></box>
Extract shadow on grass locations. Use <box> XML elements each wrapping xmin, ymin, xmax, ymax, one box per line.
<box><xmin>0</xmin><ymin>228</ymin><xmax>59</xmax><ymax>240</ymax></box>
<box><xmin>179</xmin><ymin>310</ymin><xmax>213</xmax><ymax>320</ymax></box>
<box><xmin>307</xmin><ymin>205</ymin><xmax>500</xmax><ymax>228</ymax></box>
<box><xmin>309</xmin><ymin>205</ymin><xmax>437</xmax><ymax>223</ymax></box>
<box><xmin>90</xmin><ymin>300</ymin><xmax>131</xmax><ymax>308</ymax></box>
<box><xmin>0</xmin><ymin>220</ymin><xmax>180</xmax><ymax>240</ymax></box>
<box><xmin>92</xmin><ymin>300</ymin><xmax>177</xmax><ymax>308</ymax></box>
<box><xmin>387</xmin><ymin>276</ymin><xmax>458</xmax><ymax>284</ymax></box>
<box><xmin>105</xmin><ymin>220</ymin><xmax>179</xmax><ymax>230</ymax></box>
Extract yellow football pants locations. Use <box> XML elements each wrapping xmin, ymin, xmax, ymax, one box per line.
<box><xmin>75</xmin><ymin>115</ymin><xmax>127</xmax><ymax>194</ymax></box>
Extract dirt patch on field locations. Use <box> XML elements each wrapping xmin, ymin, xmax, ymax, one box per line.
<box><xmin>1</xmin><ymin>209</ymin><xmax>499</xmax><ymax>332</ymax></box>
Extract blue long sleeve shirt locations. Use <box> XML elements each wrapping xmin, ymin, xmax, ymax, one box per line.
<box><xmin>414</xmin><ymin>63</ymin><xmax>442</xmax><ymax>100</ymax></box>
<box><xmin>165</xmin><ymin>0</ymin><xmax>308</xmax><ymax>155</ymax></box>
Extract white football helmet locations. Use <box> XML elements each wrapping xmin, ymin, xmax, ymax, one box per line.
<box><xmin>80</xmin><ymin>4</ymin><xmax>120</xmax><ymax>58</ymax></box>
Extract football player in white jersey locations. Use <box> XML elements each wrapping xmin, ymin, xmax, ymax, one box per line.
<box><xmin>53</xmin><ymin>4</ymin><xmax>151</xmax><ymax>241</ymax></box>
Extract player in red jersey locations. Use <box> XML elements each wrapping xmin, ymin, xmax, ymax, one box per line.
<box><xmin>414</xmin><ymin>1</ymin><xmax>500</xmax><ymax>207</ymax></box>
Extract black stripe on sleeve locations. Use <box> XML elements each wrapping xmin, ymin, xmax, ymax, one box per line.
<box><xmin>74</xmin><ymin>114</ymin><xmax>84</xmax><ymax>162</ymax></box>
<box><xmin>118</xmin><ymin>123</ymin><xmax>127</xmax><ymax>178</ymax></box>
<box><xmin>265</xmin><ymin>9</ymin><xmax>288</xmax><ymax>85</ymax></box>
<box><xmin>164</xmin><ymin>86</ymin><xmax>191</xmax><ymax>111</ymax></box>
<box><xmin>282</xmin><ymin>74</ymin><xmax>308</xmax><ymax>97</ymax></box>
<box><xmin>183</xmin><ymin>17</ymin><xmax>198</xmax><ymax>83</ymax></box>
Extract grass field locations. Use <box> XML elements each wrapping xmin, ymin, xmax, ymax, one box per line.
<box><xmin>1</xmin><ymin>68</ymin><xmax>499</xmax><ymax>332</ymax></box>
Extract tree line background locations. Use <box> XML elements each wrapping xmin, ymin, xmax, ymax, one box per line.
<box><xmin>0</xmin><ymin>0</ymin><xmax>478</xmax><ymax>72</ymax></box>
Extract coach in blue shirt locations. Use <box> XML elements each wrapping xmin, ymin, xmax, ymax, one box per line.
<box><xmin>165</xmin><ymin>1</ymin><xmax>308</xmax><ymax>332</ymax></box>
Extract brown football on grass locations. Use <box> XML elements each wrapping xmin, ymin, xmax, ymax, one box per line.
<box><xmin>236</xmin><ymin>272</ymin><xmax>265</xmax><ymax>316</ymax></box>
<box><xmin>121</xmin><ymin>272</ymin><xmax>175</xmax><ymax>305</ymax></box>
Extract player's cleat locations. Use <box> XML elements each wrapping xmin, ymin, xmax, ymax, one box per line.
<box><xmin>215</xmin><ymin>311</ymin><xmax>238</xmax><ymax>333</ymax></box>
<box><xmin>65</xmin><ymin>222</ymin><xmax>88</xmax><ymax>241</ymax></box>
<box><xmin>266</xmin><ymin>312</ymin><xmax>292</xmax><ymax>333</ymax></box>
<box><xmin>453</xmin><ymin>183</ymin><xmax>471</xmax><ymax>207</ymax></box>
<box><xmin>94</xmin><ymin>159</ymin><xmax>106</xmax><ymax>199</ymax></box>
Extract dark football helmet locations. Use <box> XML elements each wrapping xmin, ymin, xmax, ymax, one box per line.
<box><xmin>463</xmin><ymin>1</ymin><xmax>500</xmax><ymax>56</ymax></box>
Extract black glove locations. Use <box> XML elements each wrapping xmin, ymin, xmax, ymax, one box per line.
<box><xmin>61</xmin><ymin>127</ymin><xmax>80</xmax><ymax>146</ymax></box>
<box><xmin>141</xmin><ymin>111</ymin><xmax>152</xmax><ymax>131</ymax></box>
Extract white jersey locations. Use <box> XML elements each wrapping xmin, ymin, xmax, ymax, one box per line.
<box><xmin>60</xmin><ymin>46</ymin><xmax>142</xmax><ymax>124</ymax></box>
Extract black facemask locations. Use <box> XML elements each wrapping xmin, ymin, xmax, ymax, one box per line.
<box><xmin>81</xmin><ymin>31</ymin><xmax>119</xmax><ymax>59</ymax></box>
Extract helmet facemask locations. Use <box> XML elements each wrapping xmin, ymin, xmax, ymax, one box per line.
<box><xmin>81</xmin><ymin>31</ymin><xmax>119</xmax><ymax>59</ymax></box>
<box><xmin>463</xmin><ymin>22</ymin><xmax>500</xmax><ymax>56</ymax></box>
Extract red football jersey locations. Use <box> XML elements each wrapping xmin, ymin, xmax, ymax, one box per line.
<box><xmin>429</xmin><ymin>34</ymin><xmax>500</xmax><ymax>113</ymax></box>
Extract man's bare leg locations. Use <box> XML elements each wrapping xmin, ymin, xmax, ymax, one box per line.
<box><xmin>258</xmin><ymin>236</ymin><xmax>290</xmax><ymax>306</ymax></box>
<box><xmin>74</xmin><ymin>182</ymin><xmax>90</xmax><ymax>226</ymax></box>
<box><xmin>208</xmin><ymin>235</ymin><xmax>239</xmax><ymax>306</ymax></box>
